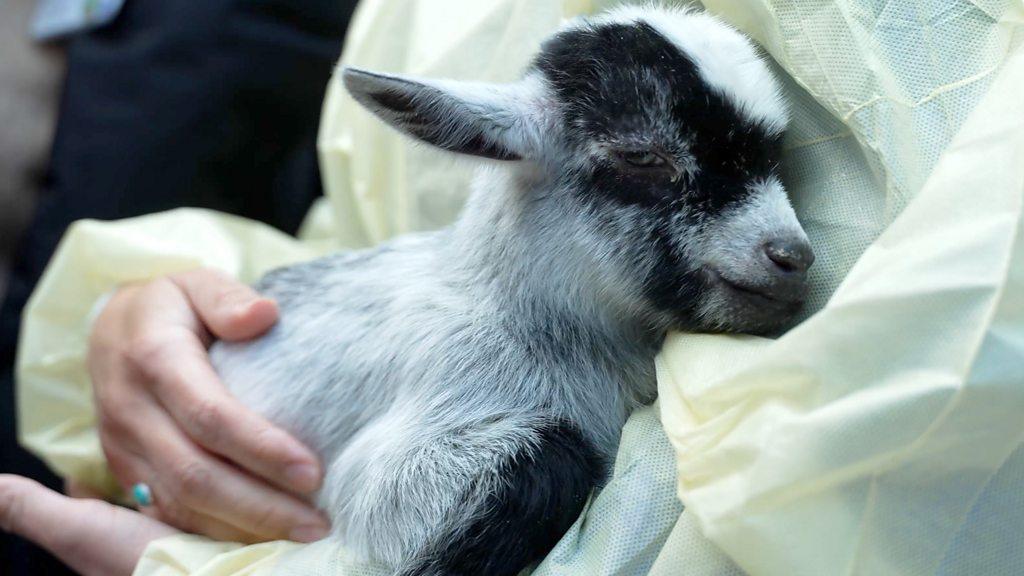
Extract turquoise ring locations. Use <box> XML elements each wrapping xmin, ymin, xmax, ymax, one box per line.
<box><xmin>132</xmin><ymin>482</ymin><xmax>154</xmax><ymax>507</ymax></box>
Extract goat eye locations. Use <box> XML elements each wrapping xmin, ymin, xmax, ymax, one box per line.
<box><xmin>619</xmin><ymin>150</ymin><xmax>668</xmax><ymax>169</ymax></box>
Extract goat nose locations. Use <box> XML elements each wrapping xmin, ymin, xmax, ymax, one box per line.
<box><xmin>764</xmin><ymin>238</ymin><xmax>815</xmax><ymax>274</ymax></box>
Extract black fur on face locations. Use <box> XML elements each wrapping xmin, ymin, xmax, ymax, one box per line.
<box><xmin>341</xmin><ymin>11</ymin><xmax>807</xmax><ymax>335</ymax></box>
<box><xmin>531</xmin><ymin>21</ymin><xmax>792</xmax><ymax>330</ymax></box>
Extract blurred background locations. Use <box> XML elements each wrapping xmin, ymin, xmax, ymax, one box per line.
<box><xmin>0</xmin><ymin>0</ymin><xmax>359</xmax><ymax>573</ymax></box>
<box><xmin>0</xmin><ymin>0</ymin><xmax>63</xmax><ymax>302</ymax></box>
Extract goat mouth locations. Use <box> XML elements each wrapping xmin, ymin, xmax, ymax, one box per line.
<box><xmin>723</xmin><ymin>278</ymin><xmax>783</xmax><ymax>303</ymax></box>
<box><xmin>704</xmin><ymin>268</ymin><xmax>805</xmax><ymax>307</ymax></box>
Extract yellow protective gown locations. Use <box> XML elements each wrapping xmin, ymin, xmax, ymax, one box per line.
<box><xmin>16</xmin><ymin>0</ymin><xmax>1024</xmax><ymax>574</ymax></box>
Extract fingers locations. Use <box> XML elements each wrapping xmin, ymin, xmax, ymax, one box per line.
<box><xmin>170</xmin><ymin>268</ymin><xmax>279</xmax><ymax>341</ymax></box>
<box><xmin>126</xmin><ymin>405</ymin><xmax>330</xmax><ymax>542</ymax></box>
<box><xmin>65</xmin><ymin>479</ymin><xmax>106</xmax><ymax>499</ymax></box>
<box><xmin>166</xmin><ymin>457</ymin><xmax>330</xmax><ymax>543</ymax></box>
<box><xmin>102</xmin><ymin>434</ymin><xmax>263</xmax><ymax>543</ymax></box>
<box><xmin>134</xmin><ymin>337</ymin><xmax>322</xmax><ymax>494</ymax></box>
<box><xmin>139</xmin><ymin>504</ymin><xmax>262</xmax><ymax>544</ymax></box>
<box><xmin>90</xmin><ymin>268</ymin><xmax>327</xmax><ymax>540</ymax></box>
<box><xmin>0</xmin><ymin>475</ymin><xmax>178</xmax><ymax>576</ymax></box>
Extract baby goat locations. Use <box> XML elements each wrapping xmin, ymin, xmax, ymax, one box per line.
<box><xmin>211</xmin><ymin>7</ymin><xmax>813</xmax><ymax>576</ymax></box>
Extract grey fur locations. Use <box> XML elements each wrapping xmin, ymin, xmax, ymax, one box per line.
<box><xmin>210</xmin><ymin>7</ymin><xmax>811</xmax><ymax>573</ymax></box>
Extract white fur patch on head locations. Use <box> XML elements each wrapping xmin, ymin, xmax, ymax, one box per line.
<box><xmin>588</xmin><ymin>5</ymin><xmax>789</xmax><ymax>135</ymax></box>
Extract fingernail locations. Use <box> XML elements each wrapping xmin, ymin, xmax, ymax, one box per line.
<box><xmin>291</xmin><ymin>523</ymin><xmax>330</xmax><ymax>543</ymax></box>
<box><xmin>285</xmin><ymin>463</ymin><xmax>320</xmax><ymax>490</ymax></box>
<box><xmin>236</xmin><ymin>300</ymin><xmax>260</xmax><ymax>317</ymax></box>
<box><xmin>250</xmin><ymin>298</ymin><xmax>277</xmax><ymax>314</ymax></box>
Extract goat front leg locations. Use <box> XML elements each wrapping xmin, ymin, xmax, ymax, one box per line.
<box><xmin>320</xmin><ymin>412</ymin><xmax>605</xmax><ymax>576</ymax></box>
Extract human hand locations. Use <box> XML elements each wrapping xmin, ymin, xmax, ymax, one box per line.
<box><xmin>88</xmin><ymin>268</ymin><xmax>329</xmax><ymax>543</ymax></box>
<box><xmin>1</xmin><ymin>474</ymin><xmax>178</xmax><ymax>576</ymax></box>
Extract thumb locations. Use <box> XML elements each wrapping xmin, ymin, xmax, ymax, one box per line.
<box><xmin>171</xmin><ymin>268</ymin><xmax>279</xmax><ymax>341</ymax></box>
<box><xmin>1</xmin><ymin>475</ymin><xmax>179</xmax><ymax>576</ymax></box>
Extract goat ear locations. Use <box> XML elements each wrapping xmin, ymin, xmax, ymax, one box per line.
<box><xmin>342</xmin><ymin>67</ymin><xmax>537</xmax><ymax>161</ymax></box>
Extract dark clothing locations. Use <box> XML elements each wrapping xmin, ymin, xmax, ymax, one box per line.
<box><xmin>0</xmin><ymin>1</ymin><xmax>356</xmax><ymax>573</ymax></box>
